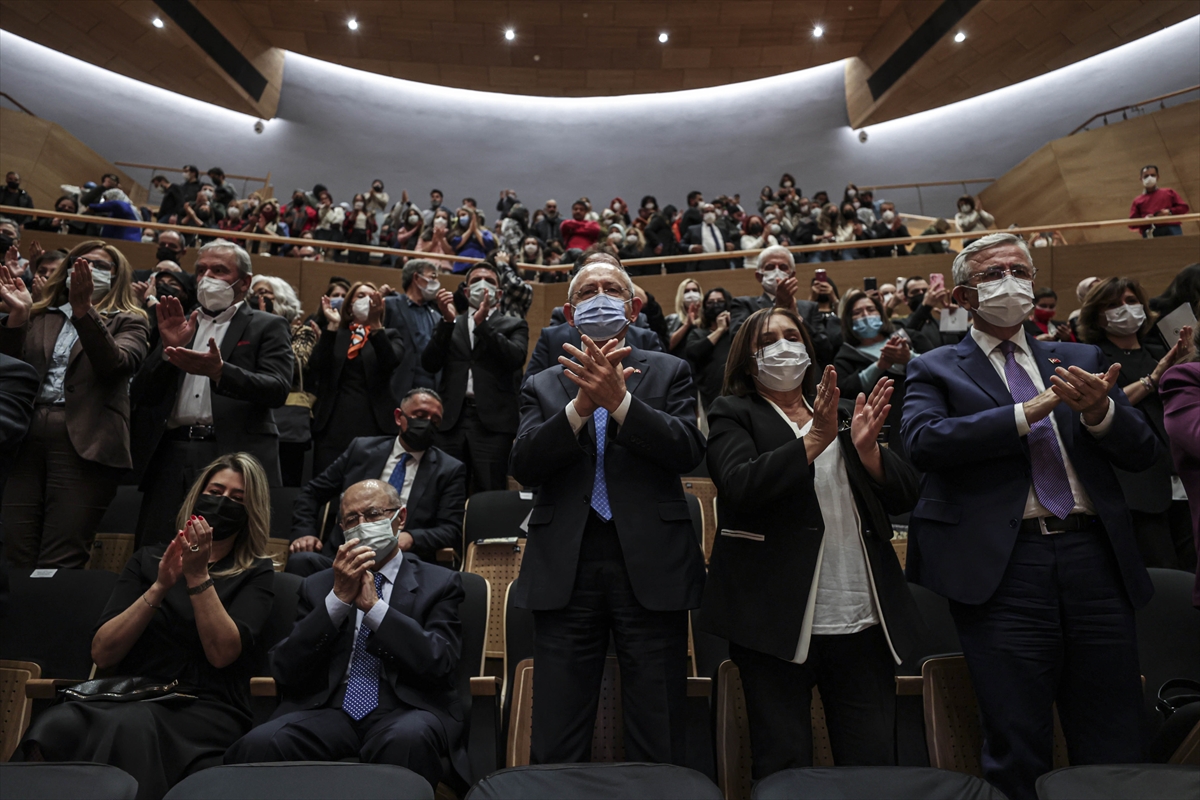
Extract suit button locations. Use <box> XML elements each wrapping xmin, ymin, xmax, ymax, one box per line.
<box><xmin>1009</xmin><ymin>519</ymin><xmax>1018</xmax><ymax>528</ymax></box>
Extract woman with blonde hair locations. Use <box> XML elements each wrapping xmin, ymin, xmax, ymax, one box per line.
<box><xmin>17</xmin><ymin>452</ymin><xmax>276</xmax><ymax>800</ymax></box>
<box><xmin>0</xmin><ymin>240</ymin><xmax>149</xmax><ymax>568</ymax></box>
<box><xmin>665</xmin><ymin>277</ymin><xmax>703</xmax><ymax>356</ymax></box>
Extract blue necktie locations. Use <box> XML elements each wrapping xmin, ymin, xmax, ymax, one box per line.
<box><xmin>342</xmin><ymin>572</ymin><xmax>386</xmax><ymax>721</ymax></box>
<box><xmin>387</xmin><ymin>452</ymin><xmax>409</xmax><ymax>497</ymax></box>
<box><xmin>591</xmin><ymin>408</ymin><xmax>612</xmax><ymax>521</ymax></box>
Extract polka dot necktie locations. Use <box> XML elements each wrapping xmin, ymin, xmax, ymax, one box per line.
<box><xmin>999</xmin><ymin>341</ymin><xmax>1075</xmax><ymax>520</ymax></box>
<box><xmin>590</xmin><ymin>408</ymin><xmax>612</xmax><ymax>521</ymax></box>
<box><xmin>342</xmin><ymin>572</ymin><xmax>386</xmax><ymax>721</ymax></box>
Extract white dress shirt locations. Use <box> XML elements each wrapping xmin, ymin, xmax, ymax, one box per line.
<box><xmin>701</xmin><ymin>223</ymin><xmax>723</xmax><ymax>253</ymax></box>
<box><xmin>36</xmin><ymin>304</ymin><xmax>80</xmax><ymax>405</ymax></box>
<box><xmin>325</xmin><ymin>548</ymin><xmax>406</xmax><ymax>681</ymax></box>
<box><xmin>969</xmin><ymin>326</ymin><xmax>1114</xmax><ymax>519</ymax></box>
<box><xmin>563</xmin><ymin>337</ymin><xmax>634</xmax><ymax>434</ymax></box>
<box><xmin>465</xmin><ymin>306</ymin><xmax>498</xmax><ymax>399</ymax></box>
<box><xmin>169</xmin><ymin>301</ymin><xmax>243</xmax><ymax>427</ymax></box>
<box><xmin>379</xmin><ymin>437</ymin><xmax>424</xmax><ymax>508</ymax></box>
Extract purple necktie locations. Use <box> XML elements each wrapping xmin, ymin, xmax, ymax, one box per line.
<box><xmin>999</xmin><ymin>341</ymin><xmax>1075</xmax><ymax>519</ymax></box>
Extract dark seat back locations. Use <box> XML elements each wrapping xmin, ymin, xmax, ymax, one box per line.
<box><xmin>254</xmin><ymin>572</ymin><xmax>303</xmax><ymax>675</ymax></box>
<box><xmin>900</xmin><ymin>582</ymin><xmax>961</xmax><ymax>675</ymax></box>
<box><xmin>466</xmin><ymin>763</ymin><xmax>723</xmax><ymax>800</ymax></box>
<box><xmin>1138</xmin><ymin>569</ymin><xmax>1200</xmax><ymax>712</ymax></box>
<box><xmin>163</xmin><ymin>762</ymin><xmax>434</xmax><ymax>799</ymax></box>
<box><xmin>684</xmin><ymin>492</ymin><xmax>702</xmax><ymax>546</ymax></box>
<box><xmin>1035</xmin><ymin>764</ymin><xmax>1200</xmax><ymax>800</ymax></box>
<box><xmin>457</xmin><ymin>571</ymin><xmax>489</xmax><ymax>708</ymax></box>
<box><xmin>752</xmin><ymin>767</ymin><xmax>1007</xmax><ymax>800</ymax></box>
<box><xmin>463</xmin><ymin>491</ymin><xmax>536</xmax><ymax>552</ymax></box>
<box><xmin>96</xmin><ymin>486</ymin><xmax>143</xmax><ymax>534</ymax></box>
<box><xmin>0</xmin><ymin>569</ymin><xmax>119</xmax><ymax>678</ymax></box>
<box><xmin>503</xmin><ymin>579</ymin><xmax>535</xmax><ymax>722</ymax></box>
<box><xmin>0</xmin><ymin>763</ymin><xmax>139</xmax><ymax>800</ymax></box>
<box><xmin>269</xmin><ymin>487</ymin><xmax>303</xmax><ymax>541</ymax></box>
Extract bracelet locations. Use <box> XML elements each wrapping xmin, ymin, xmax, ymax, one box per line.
<box><xmin>187</xmin><ymin>578</ymin><xmax>215</xmax><ymax>596</ymax></box>
<box><xmin>1140</xmin><ymin>376</ymin><xmax>1157</xmax><ymax>393</ymax></box>
<box><xmin>141</xmin><ymin>593</ymin><xmax>161</xmax><ymax>609</ymax></box>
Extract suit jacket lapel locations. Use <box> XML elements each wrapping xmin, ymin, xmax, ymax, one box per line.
<box><xmin>408</xmin><ymin>448</ymin><xmax>435</xmax><ymax>514</ymax></box>
<box><xmin>219</xmin><ymin>305</ymin><xmax>252</xmax><ymax>361</ymax></box>
<box><xmin>389</xmin><ymin>558</ymin><xmax>418</xmax><ymax>619</ymax></box>
<box><xmin>623</xmin><ymin>347</ymin><xmax>648</xmax><ymax>397</ymax></box>
<box><xmin>453</xmin><ymin>314</ymin><xmax>472</xmax><ymax>356</ymax></box>
<box><xmin>359</xmin><ymin>436</ymin><xmax>396</xmax><ymax>482</ymax></box>
<box><xmin>42</xmin><ymin>313</ymin><xmax>64</xmax><ymax>369</ymax></box>
<box><xmin>954</xmin><ymin>335</ymin><xmax>1012</xmax><ymax>408</ymax></box>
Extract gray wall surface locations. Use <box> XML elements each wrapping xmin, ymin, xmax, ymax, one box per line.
<box><xmin>2</xmin><ymin>16</ymin><xmax>1198</xmax><ymax>221</ymax></box>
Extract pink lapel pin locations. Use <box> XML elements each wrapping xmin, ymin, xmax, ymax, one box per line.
<box><xmin>1048</xmin><ymin>357</ymin><xmax>1061</xmax><ymax>365</ymax></box>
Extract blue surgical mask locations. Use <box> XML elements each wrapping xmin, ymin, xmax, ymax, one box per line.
<box><xmin>572</xmin><ymin>293</ymin><xmax>631</xmax><ymax>341</ymax></box>
<box><xmin>458</xmin><ymin>215</ymin><xmax>471</xmax><ymax>227</ymax></box>
<box><xmin>852</xmin><ymin>314</ymin><xmax>884</xmax><ymax>339</ymax></box>
<box><xmin>329</xmin><ymin>296</ymin><xmax>344</xmax><ymax>310</ymax></box>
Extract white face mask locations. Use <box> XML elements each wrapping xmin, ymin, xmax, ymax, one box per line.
<box><xmin>625</xmin><ymin>234</ymin><xmax>638</xmax><ymax>245</ymax></box>
<box><xmin>769</xmin><ymin>223</ymin><xmax>782</xmax><ymax>235</ymax></box>
<box><xmin>523</xmin><ymin>243</ymin><xmax>538</xmax><ymax>255</ymax></box>
<box><xmin>883</xmin><ymin>292</ymin><xmax>895</xmax><ymax>305</ymax></box>
<box><xmin>881</xmin><ymin>210</ymin><xmax>895</xmax><ymax>223</ymax></box>
<box><xmin>755</xmin><ymin>339</ymin><xmax>811</xmax><ymax>393</ymax></box>
<box><xmin>1142</xmin><ymin>175</ymin><xmax>1157</xmax><ymax>189</ymax></box>
<box><xmin>759</xmin><ymin>268</ymin><xmax>788</xmax><ymax>296</ymax></box>
<box><xmin>468</xmin><ymin>280</ymin><xmax>498</xmax><ymax>309</ymax></box>
<box><xmin>682</xmin><ymin>290</ymin><xmax>702</xmax><ymax>305</ymax></box>
<box><xmin>1032</xmin><ymin>238</ymin><xmax>1048</xmax><ymax>248</ymax></box>
<box><xmin>811</xmin><ymin>207</ymin><xmax>821</xmax><ymax>219</ymax></box>
<box><xmin>847</xmin><ymin>189</ymin><xmax>857</xmax><ymax>198</ymax></box>
<box><xmin>197</xmin><ymin>275</ymin><xmax>236</xmax><ymax>312</ymax></box>
<box><xmin>351</xmin><ymin>295</ymin><xmax>372</xmax><ymax>322</ymax></box>
<box><xmin>66</xmin><ymin>266</ymin><xmax>112</xmax><ymax>302</ymax></box>
<box><xmin>1104</xmin><ymin>303</ymin><xmax>1146</xmax><ymax>336</ymax></box>
<box><xmin>419</xmin><ymin>275</ymin><xmax>441</xmax><ymax>301</ymax></box>
<box><xmin>959</xmin><ymin>204</ymin><xmax>973</xmax><ymax>215</ymax></box>
<box><xmin>973</xmin><ymin>276</ymin><xmax>1034</xmax><ymax>327</ymax></box>
<box><xmin>344</xmin><ymin>508</ymin><xmax>401</xmax><ymax>564</ymax></box>
<box><xmin>407</xmin><ymin>214</ymin><xmax>420</xmax><ymax>225</ymax></box>
<box><xmin>703</xmin><ymin>212</ymin><xmax>717</xmax><ymax>224</ymax></box>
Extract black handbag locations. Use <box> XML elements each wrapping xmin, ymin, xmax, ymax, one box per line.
<box><xmin>59</xmin><ymin>676</ymin><xmax>196</xmax><ymax>704</ymax></box>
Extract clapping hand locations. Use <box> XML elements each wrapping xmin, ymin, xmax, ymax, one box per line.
<box><xmin>805</xmin><ymin>365</ymin><xmax>840</xmax><ymax>463</ymax></box>
<box><xmin>4</xmin><ymin>245</ymin><xmax>20</xmax><ymax>278</ymax></box>
<box><xmin>67</xmin><ymin>257</ymin><xmax>94</xmax><ymax>317</ymax></box>
<box><xmin>435</xmin><ymin>288</ymin><xmax>457</xmax><ymax>323</ymax></box>
<box><xmin>365</xmin><ymin>290</ymin><xmax>386</xmax><ymax>328</ymax></box>
<box><xmin>560</xmin><ymin>335</ymin><xmax>635</xmax><ymax>417</ymax></box>
<box><xmin>774</xmin><ymin>276</ymin><xmax>799</xmax><ymax>311</ymax></box>
<box><xmin>472</xmin><ymin>289</ymin><xmax>492</xmax><ymax>326</ymax></box>
<box><xmin>320</xmin><ymin>295</ymin><xmax>341</xmax><ymax>328</ymax></box>
<box><xmin>156</xmin><ymin>295</ymin><xmax>198</xmax><ymax>348</ymax></box>
<box><xmin>332</xmin><ymin>539</ymin><xmax>375</xmax><ymax>606</ymax></box>
<box><xmin>180</xmin><ymin>516</ymin><xmax>213</xmax><ymax>585</ymax></box>
<box><xmin>164</xmin><ymin>336</ymin><xmax>224</xmax><ymax>380</ymax></box>
<box><xmin>154</xmin><ymin>536</ymin><xmax>185</xmax><ymax>594</ymax></box>
<box><xmin>1153</xmin><ymin>325</ymin><xmax>1194</xmax><ymax>382</ymax></box>
<box><xmin>852</xmin><ymin>377</ymin><xmax>894</xmax><ymax>463</ymax></box>
<box><xmin>1050</xmin><ymin>363</ymin><xmax>1120</xmax><ymax>425</ymax></box>
<box><xmin>0</xmin><ymin>265</ymin><xmax>33</xmax><ymax>326</ymax></box>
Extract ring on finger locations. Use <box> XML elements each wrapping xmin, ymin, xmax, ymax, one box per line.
<box><xmin>189</xmin><ymin>544</ymin><xmax>200</xmax><ymax>552</ymax></box>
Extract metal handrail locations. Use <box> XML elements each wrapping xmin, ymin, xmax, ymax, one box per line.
<box><xmin>1069</xmin><ymin>85</ymin><xmax>1200</xmax><ymax>135</ymax></box>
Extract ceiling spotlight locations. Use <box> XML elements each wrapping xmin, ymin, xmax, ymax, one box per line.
<box><xmin>347</xmin><ymin>19</ymin><xmax>359</xmax><ymax>31</ymax></box>
<box><xmin>152</xmin><ymin>17</ymin><xmax>164</xmax><ymax>29</ymax></box>
<box><xmin>954</xmin><ymin>31</ymin><xmax>966</xmax><ymax>43</ymax></box>
<box><xmin>504</xmin><ymin>29</ymin><xmax>515</xmax><ymax>41</ymax></box>
<box><xmin>813</xmin><ymin>25</ymin><xmax>824</xmax><ymax>38</ymax></box>
<box><xmin>658</xmin><ymin>32</ymin><xmax>669</xmax><ymax>43</ymax></box>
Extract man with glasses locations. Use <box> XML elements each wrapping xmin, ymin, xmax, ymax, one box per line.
<box><xmin>731</xmin><ymin>245</ymin><xmax>832</xmax><ymax>366</ymax></box>
<box><xmin>226</xmin><ymin>478</ymin><xmax>470</xmax><ymax>791</ymax></box>
<box><xmin>511</xmin><ymin>252</ymin><xmax>706</xmax><ymax>767</ymax></box>
<box><xmin>900</xmin><ymin>233</ymin><xmax>1160</xmax><ymax>800</ymax></box>
<box><xmin>286</xmin><ymin>388</ymin><xmax>467</xmax><ymax>576</ymax></box>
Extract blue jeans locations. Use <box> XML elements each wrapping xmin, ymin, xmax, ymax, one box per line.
<box><xmin>1144</xmin><ymin>224</ymin><xmax>1183</xmax><ymax>237</ymax></box>
<box><xmin>806</xmin><ymin>250</ymin><xmax>832</xmax><ymax>263</ymax></box>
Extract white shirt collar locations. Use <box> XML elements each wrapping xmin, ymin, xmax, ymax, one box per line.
<box><xmin>971</xmin><ymin>323</ymin><xmax>1029</xmax><ymax>358</ymax></box>
<box><xmin>200</xmin><ymin>300</ymin><xmax>243</xmax><ymax>325</ymax></box>
<box><xmin>392</xmin><ymin>435</ymin><xmax>426</xmax><ymax>461</ymax></box>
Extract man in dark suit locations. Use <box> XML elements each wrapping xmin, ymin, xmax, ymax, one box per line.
<box><xmin>900</xmin><ymin>234</ymin><xmax>1160</xmax><ymax>800</ymax></box>
<box><xmin>226</xmin><ymin>479</ymin><xmax>467</xmax><ymax>790</ymax></box>
<box><xmin>524</xmin><ymin>320</ymin><xmax>663</xmax><ymax>381</ymax></box>
<box><xmin>679</xmin><ymin>202</ymin><xmax>734</xmax><ymax>272</ymax></box>
<box><xmin>0</xmin><ymin>352</ymin><xmax>37</xmax><ymax>609</ymax></box>
<box><xmin>421</xmin><ymin>264</ymin><xmax>528</xmax><ymax>492</ymax></box>
<box><xmin>731</xmin><ymin>245</ymin><xmax>832</xmax><ymax>366</ymax></box>
<box><xmin>131</xmin><ymin>241</ymin><xmax>293</xmax><ymax>544</ymax></box>
<box><xmin>288</xmin><ymin>388</ymin><xmax>467</xmax><ymax>575</ymax></box>
<box><xmin>511</xmin><ymin>253</ymin><xmax>706</xmax><ymax>765</ymax></box>
<box><xmin>384</xmin><ymin>259</ymin><xmax>443</xmax><ymax>402</ymax></box>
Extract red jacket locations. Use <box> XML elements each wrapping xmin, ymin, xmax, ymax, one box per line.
<box><xmin>1129</xmin><ymin>188</ymin><xmax>1189</xmax><ymax>231</ymax></box>
<box><xmin>560</xmin><ymin>218</ymin><xmax>600</xmax><ymax>251</ymax></box>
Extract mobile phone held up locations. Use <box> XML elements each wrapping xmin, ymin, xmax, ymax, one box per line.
<box><xmin>863</xmin><ymin>276</ymin><xmax>877</xmax><ymax>291</ymax></box>
<box><xmin>929</xmin><ymin>273</ymin><xmax>945</xmax><ymax>293</ymax></box>
<box><xmin>814</xmin><ymin>268</ymin><xmax>828</xmax><ymax>284</ymax></box>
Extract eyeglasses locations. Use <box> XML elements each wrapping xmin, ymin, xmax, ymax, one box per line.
<box><xmin>970</xmin><ymin>265</ymin><xmax>1036</xmax><ymax>284</ymax></box>
<box><xmin>572</xmin><ymin>285</ymin><xmax>630</xmax><ymax>302</ymax></box>
<box><xmin>342</xmin><ymin>506</ymin><xmax>399</xmax><ymax>529</ymax></box>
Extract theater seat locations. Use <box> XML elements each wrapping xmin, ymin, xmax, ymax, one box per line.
<box><xmin>751</xmin><ymin>767</ymin><xmax>1007</xmax><ymax>800</ymax></box>
<box><xmin>0</xmin><ymin>569</ymin><xmax>118</xmax><ymax>679</ymax></box>
<box><xmin>0</xmin><ymin>660</ymin><xmax>40</xmax><ymax>762</ymax></box>
<box><xmin>0</xmin><ymin>762</ymin><xmax>138</xmax><ymax>800</ymax></box>
<box><xmin>464</xmin><ymin>539</ymin><xmax>525</xmax><ymax>662</ymax></box>
<box><xmin>466</xmin><ymin>762</ymin><xmax>722</xmax><ymax>800</ymax></box>
<box><xmin>681</xmin><ymin>477</ymin><xmax>717</xmax><ymax>561</ymax></box>
<box><xmin>1035</xmin><ymin>764</ymin><xmax>1200</xmax><ymax>800</ymax></box>
<box><xmin>162</xmin><ymin>762</ymin><xmax>433</xmax><ymax>799</ymax></box>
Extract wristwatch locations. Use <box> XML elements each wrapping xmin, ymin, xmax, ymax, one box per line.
<box><xmin>187</xmin><ymin>578</ymin><xmax>215</xmax><ymax>596</ymax></box>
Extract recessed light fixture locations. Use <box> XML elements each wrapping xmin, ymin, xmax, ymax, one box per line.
<box><xmin>504</xmin><ymin>29</ymin><xmax>516</xmax><ymax>41</ymax></box>
<box><xmin>152</xmin><ymin>17</ymin><xmax>164</xmax><ymax>28</ymax></box>
<box><xmin>347</xmin><ymin>19</ymin><xmax>359</xmax><ymax>31</ymax></box>
<box><xmin>954</xmin><ymin>31</ymin><xmax>966</xmax><ymax>43</ymax></box>
<box><xmin>658</xmin><ymin>32</ymin><xmax>669</xmax><ymax>43</ymax></box>
<box><xmin>813</xmin><ymin>25</ymin><xmax>825</xmax><ymax>38</ymax></box>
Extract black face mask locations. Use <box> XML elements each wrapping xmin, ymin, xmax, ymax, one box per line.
<box><xmin>156</xmin><ymin>246</ymin><xmax>180</xmax><ymax>263</ymax></box>
<box><xmin>816</xmin><ymin>293</ymin><xmax>832</xmax><ymax>303</ymax></box>
<box><xmin>5</xmin><ymin>180</ymin><xmax>18</xmax><ymax>190</ymax></box>
<box><xmin>908</xmin><ymin>292</ymin><xmax>926</xmax><ymax>309</ymax></box>
<box><xmin>191</xmin><ymin>493</ymin><xmax>248</xmax><ymax>541</ymax></box>
<box><xmin>254</xmin><ymin>296</ymin><xmax>274</xmax><ymax>315</ymax></box>
<box><xmin>704</xmin><ymin>302</ymin><xmax>726</xmax><ymax>324</ymax></box>
<box><xmin>156</xmin><ymin>282</ymin><xmax>182</xmax><ymax>300</ymax></box>
<box><xmin>400</xmin><ymin>416</ymin><xmax>437</xmax><ymax>452</ymax></box>
<box><xmin>0</xmin><ymin>235</ymin><xmax>13</xmax><ymax>253</ymax></box>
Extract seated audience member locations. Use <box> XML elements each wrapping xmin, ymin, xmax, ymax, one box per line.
<box><xmin>385</xmin><ymin>259</ymin><xmax>443</xmax><ymax>403</ymax></box>
<box><xmin>419</xmin><ymin>189</ymin><xmax>445</xmax><ymax>226</ymax></box>
<box><xmin>834</xmin><ymin>291</ymin><xmax>915</xmax><ymax>460</ymax></box>
<box><xmin>285</xmin><ymin>190</ymin><xmax>318</xmax><ymax>237</ymax></box>
<box><xmin>388</xmin><ymin>204</ymin><xmax>425</xmax><ymax>266</ymax></box>
<box><xmin>131</xmin><ymin>241</ymin><xmax>293</xmax><ymax>545</ymax></box>
<box><xmin>0</xmin><ymin>171</ymin><xmax>34</xmax><ymax>225</ymax></box>
<box><xmin>739</xmin><ymin>215</ymin><xmax>780</xmax><ymax>273</ymax></box>
<box><xmin>911</xmin><ymin>218</ymin><xmax>952</xmax><ymax>255</ymax></box>
<box><xmin>685</xmin><ymin>288</ymin><xmax>735</xmax><ymax>414</ymax></box>
<box><xmin>533</xmin><ymin>199</ymin><xmax>563</xmax><ymax>244</ymax></box>
<box><xmin>343</xmin><ymin>193</ymin><xmax>376</xmax><ymax>264</ymax></box>
<box><xmin>1129</xmin><ymin>165</ymin><xmax>1189</xmax><ymax>238</ymax></box>
<box><xmin>1027</xmin><ymin>230</ymin><xmax>1067</xmax><ymax>249</ymax></box>
<box><xmin>832</xmin><ymin>202</ymin><xmax>870</xmax><ymax>261</ymax></box>
<box><xmin>901</xmin><ymin>233</ymin><xmax>1161</xmax><ymax>800</ymax></box>
<box><xmin>25</xmin><ymin>195</ymin><xmax>97</xmax><ymax>237</ymax></box>
<box><xmin>28</xmin><ymin>248</ymin><xmax>67</xmax><ymax>301</ymax></box>
<box><xmin>288</xmin><ymin>388</ymin><xmax>466</xmax><ymax>574</ymax></box>
<box><xmin>485</xmin><ymin>251</ymin><xmax>534</xmax><ymax>319</ymax></box>
<box><xmin>809</xmin><ymin>274</ymin><xmax>842</xmax><ymax>354</ymax></box>
<box><xmin>305</xmin><ymin>277</ymin><xmax>350</xmax><ymax>328</ymax></box>
<box><xmin>732</xmin><ymin>246</ymin><xmax>832</xmax><ymax>366</ymax></box>
<box><xmin>310</xmin><ymin>281</ymin><xmax>403</xmax><ymax>475</ymax></box>
<box><xmin>0</xmin><ymin>241</ymin><xmax>149</xmax><ymax>568</ymax></box>
<box><xmin>665</xmin><ymin>278</ymin><xmax>702</xmax><ymax>357</ymax></box>
<box><xmin>798</xmin><ymin>204</ymin><xmax>838</xmax><ymax>262</ymax></box>
<box><xmin>1159</xmin><ymin>327</ymin><xmax>1200</xmax><ymax>607</ymax></box>
<box><xmin>18</xmin><ymin>453</ymin><xmax>275</xmax><ymax>800</ymax></box>
<box><xmin>1024</xmin><ymin>287</ymin><xmax>1074</xmax><ymax>342</ymax></box>
<box><xmin>449</xmin><ymin>208</ymin><xmax>495</xmax><ymax>274</ymax></box>
<box><xmin>154</xmin><ymin>229</ymin><xmax>188</xmax><ymax>269</ymax></box>
<box><xmin>244</xmin><ymin>198</ymin><xmax>292</xmax><ymax>256</ymax></box>
<box><xmin>559</xmin><ymin>200</ymin><xmax>601</xmax><ymax>253</ymax></box>
<box><xmin>954</xmin><ymin>195</ymin><xmax>994</xmax><ymax>243</ymax></box>
<box><xmin>86</xmin><ymin>188</ymin><xmax>142</xmax><ymax>242</ymax></box>
<box><xmin>250</xmin><ymin>275</ymin><xmax>318</xmax><ymax>488</ymax></box>
<box><xmin>617</xmin><ymin>225</ymin><xmax>651</xmax><ymax>267</ymax></box>
<box><xmin>681</xmin><ymin>202</ymin><xmax>734</xmax><ymax>272</ymax></box>
<box><xmin>701</xmin><ymin>308</ymin><xmax>919</xmax><ymax>778</ymax></box>
<box><xmin>898</xmin><ymin>276</ymin><xmax>968</xmax><ymax>351</ymax></box>
<box><xmin>0</xmin><ymin>217</ymin><xmax>23</xmax><ymax>277</ymax></box>
<box><xmin>226</xmin><ymin>478</ymin><xmax>468</xmax><ymax>790</ymax></box>
<box><xmin>870</xmin><ymin>202</ymin><xmax>910</xmax><ymax>257</ymax></box>
<box><xmin>1078</xmin><ymin>277</ymin><xmax>1195</xmax><ymax>570</ymax></box>
<box><xmin>421</xmin><ymin>264</ymin><xmax>528</xmax><ymax>492</ymax></box>
<box><xmin>418</xmin><ymin>208</ymin><xmax>456</xmax><ymax>262</ymax></box>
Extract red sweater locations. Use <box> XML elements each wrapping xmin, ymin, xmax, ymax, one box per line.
<box><xmin>1129</xmin><ymin>188</ymin><xmax>1189</xmax><ymax>231</ymax></box>
<box><xmin>561</xmin><ymin>218</ymin><xmax>601</xmax><ymax>251</ymax></box>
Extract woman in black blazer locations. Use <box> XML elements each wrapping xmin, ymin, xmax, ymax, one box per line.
<box><xmin>309</xmin><ymin>280</ymin><xmax>404</xmax><ymax>474</ymax></box>
<box><xmin>700</xmin><ymin>306</ymin><xmax>921</xmax><ymax>779</ymax></box>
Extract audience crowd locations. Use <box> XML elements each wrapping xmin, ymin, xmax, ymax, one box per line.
<box><xmin>0</xmin><ymin>162</ymin><xmax>1197</xmax><ymax>800</ymax></box>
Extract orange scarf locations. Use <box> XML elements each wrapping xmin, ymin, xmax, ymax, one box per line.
<box><xmin>347</xmin><ymin>323</ymin><xmax>370</xmax><ymax>359</ymax></box>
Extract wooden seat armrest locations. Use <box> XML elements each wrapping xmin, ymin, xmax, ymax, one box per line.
<box><xmin>686</xmin><ymin>676</ymin><xmax>711</xmax><ymax>698</ymax></box>
<box><xmin>250</xmin><ymin>677</ymin><xmax>278</xmax><ymax>696</ymax></box>
<box><xmin>435</xmin><ymin>548</ymin><xmax>457</xmax><ymax>565</ymax></box>
<box><xmin>25</xmin><ymin>678</ymin><xmax>82</xmax><ymax>699</ymax></box>
<box><xmin>470</xmin><ymin>676</ymin><xmax>500</xmax><ymax>697</ymax></box>
<box><xmin>896</xmin><ymin>675</ymin><xmax>923</xmax><ymax>696</ymax></box>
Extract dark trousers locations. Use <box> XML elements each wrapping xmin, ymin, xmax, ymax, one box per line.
<box><xmin>730</xmin><ymin>625</ymin><xmax>896</xmax><ymax>780</ymax></box>
<box><xmin>286</xmin><ymin>550</ymin><xmax>333</xmax><ymax>577</ymax></box>
<box><xmin>949</xmin><ymin>530</ymin><xmax>1142</xmax><ymax>800</ymax></box>
<box><xmin>1131</xmin><ymin>503</ymin><xmax>1197</xmax><ymax>571</ymax></box>
<box><xmin>135</xmin><ymin>438</ymin><xmax>220</xmax><ymax>546</ymax></box>
<box><xmin>436</xmin><ymin>401</ymin><xmax>512</xmax><ymax>493</ymax></box>
<box><xmin>2</xmin><ymin>407</ymin><xmax>118</xmax><ymax>569</ymax></box>
<box><xmin>531</xmin><ymin>512</ymin><xmax>689</xmax><ymax>765</ymax></box>
<box><xmin>225</xmin><ymin>705</ymin><xmax>448</xmax><ymax>790</ymax></box>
